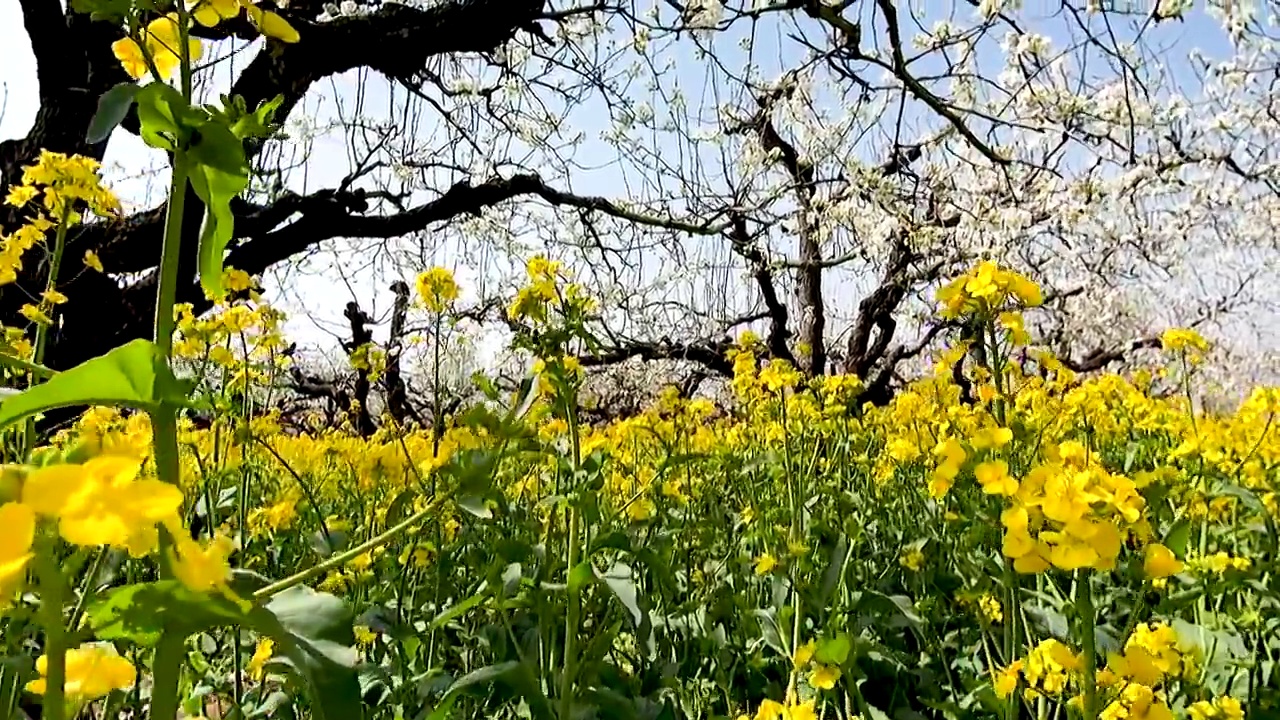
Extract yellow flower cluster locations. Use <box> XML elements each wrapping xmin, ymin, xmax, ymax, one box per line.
<box><xmin>1184</xmin><ymin>551</ymin><xmax>1251</xmax><ymax>576</ymax></box>
<box><xmin>747</xmin><ymin>698</ymin><xmax>818</xmax><ymax>720</ymax></box>
<box><xmin>1160</xmin><ymin>327</ymin><xmax>1210</xmax><ymax>354</ymax></box>
<box><xmin>26</xmin><ymin>644</ymin><xmax>134</xmax><ymax>703</ymax></box>
<box><xmin>936</xmin><ymin>260</ymin><xmax>1042</xmax><ymax>319</ymax></box>
<box><xmin>1000</xmin><ymin>441</ymin><xmax>1146</xmax><ymax>573</ymax></box>
<box><xmin>188</xmin><ymin>0</ymin><xmax>299</xmax><ymax>42</ymax></box>
<box><xmin>7</xmin><ymin>150</ymin><xmax>120</xmax><ymax>221</ymax></box>
<box><xmin>1188</xmin><ymin>697</ymin><xmax>1246</xmax><ymax>720</ymax></box>
<box><xmin>114</xmin><ymin>3</ymin><xmax>297</xmax><ymax>81</ymax></box>
<box><xmin>1101</xmin><ymin>623</ymin><xmax>1188</xmax><ymax>687</ymax></box>
<box><xmin>1022</xmin><ymin>638</ymin><xmax>1080</xmax><ymax>698</ymax></box>
<box><xmin>1</xmin><ymin>150</ymin><xmax>118</xmax><ymax>302</ymax></box>
<box><xmin>173</xmin><ymin>276</ymin><xmax>288</xmax><ymax>392</ymax></box>
<box><xmin>1099</xmin><ymin>684</ymin><xmax>1173</xmax><ymax>720</ymax></box>
<box><xmin>416</xmin><ymin>267</ymin><xmax>459</xmax><ymax>313</ymax></box>
<box><xmin>507</xmin><ymin>256</ymin><xmax>595</xmax><ymax>325</ymax></box>
<box><xmin>112</xmin><ymin>13</ymin><xmax>204</xmax><ymax>81</ymax></box>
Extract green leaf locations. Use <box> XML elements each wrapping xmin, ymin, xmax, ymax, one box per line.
<box><xmin>428</xmin><ymin>588</ymin><xmax>490</xmax><ymax>630</ymax></box>
<box><xmin>89</xmin><ymin>581</ymin><xmax>361</xmax><ymax>720</ymax></box>
<box><xmin>233</xmin><ymin>94</ymin><xmax>285</xmax><ymax>140</ymax></box>
<box><xmin>188</xmin><ymin>121</ymin><xmax>249</xmax><ymax>300</ymax></box>
<box><xmin>426</xmin><ymin>662</ymin><xmax>520</xmax><ymax>720</ymax></box>
<box><xmin>600</xmin><ymin>562</ymin><xmax>645</xmax><ymax>629</ymax></box>
<box><xmin>87</xmin><ymin>83</ymin><xmax>139</xmax><ymax>144</ymax></box>
<box><xmin>456</xmin><ymin>494</ymin><xmax>492</xmax><ymax>520</ymax></box>
<box><xmin>855</xmin><ymin>590</ymin><xmax>922</xmax><ymax>631</ymax></box>
<box><xmin>1218</xmin><ymin>483</ymin><xmax>1265</xmax><ymax>513</ymax></box>
<box><xmin>817</xmin><ymin>532</ymin><xmax>849</xmax><ymax>608</ymax></box>
<box><xmin>135</xmin><ymin>82</ymin><xmax>198</xmax><ymax>151</ymax></box>
<box><xmin>426</xmin><ymin>662</ymin><xmax>555</xmax><ymax>720</ymax></box>
<box><xmin>250</xmin><ymin>585</ymin><xmax>362</xmax><ymax>720</ymax></box>
<box><xmin>816</xmin><ymin>633</ymin><xmax>852</xmax><ymax>665</ymax></box>
<box><xmin>0</xmin><ymin>339</ymin><xmax>191</xmax><ymax>430</ymax></box>
<box><xmin>88</xmin><ymin>581</ymin><xmax>247</xmax><ymax>646</ymax></box>
<box><xmin>69</xmin><ymin>0</ymin><xmax>134</xmax><ymax>21</ymax></box>
<box><xmin>1164</xmin><ymin>518</ymin><xmax>1191</xmax><ymax>557</ymax></box>
<box><xmin>568</xmin><ymin>561</ymin><xmax>595</xmax><ymax>593</ymax></box>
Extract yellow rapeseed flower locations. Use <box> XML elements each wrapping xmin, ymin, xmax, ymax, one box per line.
<box><xmin>241</xmin><ymin>1</ymin><xmax>301</xmax><ymax>43</ymax></box>
<box><xmin>247</xmin><ymin>637</ymin><xmax>274</xmax><ymax>680</ymax></box>
<box><xmin>188</xmin><ymin>0</ymin><xmax>240</xmax><ymax>26</ymax></box>
<box><xmin>26</xmin><ymin>644</ymin><xmax>135</xmax><ymax>701</ymax></box>
<box><xmin>416</xmin><ymin>267</ymin><xmax>459</xmax><ymax>312</ymax></box>
<box><xmin>168</xmin><ymin>531</ymin><xmax>237</xmax><ymax>596</ymax></box>
<box><xmin>22</xmin><ymin>456</ymin><xmax>183</xmax><ymax>553</ymax></box>
<box><xmin>112</xmin><ymin>13</ymin><xmax>204</xmax><ymax>81</ymax></box>
<box><xmin>753</xmin><ymin>553</ymin><xmax>778</xmax><ymax>575</ymax></box>
<box><xmin>1143</xmin><ymin>543</ymin><xmax>1183</xmax><ymax>579</ymax></box>
<box><xmin>0</xmin><ymin>502</ymin><xmax>35</xmax><ymax>602</ymax></box>
<box><xmin>808</xmin><ymin>664</ymin><xmax>841</xmax><ymax>690</ymax></box>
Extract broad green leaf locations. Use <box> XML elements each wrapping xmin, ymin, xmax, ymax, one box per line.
<box><xmin>428</xmin><ymin>588</ymin><xmax>490</xmax><ymax>630</ymax></box>
<box><xmin>0</xmin><ymin>339</ymin><xmax>190</xmax><ymax>430</ymax></box>
<box><xmin>589</xmin><ymin>530</ymin><xmax>631</xmax><ymax>555</ymax></box>
<box><xmin>426</xmin><ymin>661</ymin><xmax>520</xmax><ymax>720</ymax></box>
<box><xmin>89</xmin><ymin>581</ymin><xmax>361</xmax><ymax>720</ymax></box>
<box><xmin>250</xmin><ymin>585</ymin><xmax>362</xmax><ymax>720</ymax></box>
<box><xmin>69</xmin><ymin>0</ymin><xmax>135</xmax><ymax>21</ymax></box>
<box><xmin>816</xmin><ymin>633</ymin><xmax>852</xmax><ymax>665</ymax></box>
<box><xmin>817</xmin><ymin>532</ymin><xmax>849</xmax><ymax>609</ymax></box>
<box><xmin>855</xmin><ymin>590</ymin><xmax>922</xmax><ymax>631</ymax></box>
<box><xmin>135</xmin><ymin>82</ymin><xmax>198</xmax><ymax>151</ymax></box>
<box><xmin>427</xmin><ymin>662</ymin><xmax>553</xmax><ymax>720</ymax></box>
<box><xmin>1164</xmin><ymin>518</ymin><xmax>1191</xmax><ymax>557</ymax></box>
<box><xmin>600</xmin><ymin>562</ymin><xmax>644</xmax><ymax>629</ymax></box>
<box><xmin>87</xmin><ymin>83</ymin><xmax>139</xmax><ymax>144</ymax></box>
<box><xmin>188</xmin><ymin>121</ymin><xmax>249</xmax><ymax>300</ymax></box>
<box><xmin>568</xmin><ymin>561</ymin><xmax>595</xmax><ymax>593</ymax></box>
<box><xmin>88</xmin><ymin>581</ymin><xmax>248</xmax><ymax>646</ymax></box>
<box><xmin>456</xmin><ymin>494</ymin><xmax>492</xmax><ymax>519</ymax></box>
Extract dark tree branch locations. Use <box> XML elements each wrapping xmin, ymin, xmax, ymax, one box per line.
<box><xmin>1058</xmin><ymin>336</ymin><xmax>1161</xmax><ymax>373</ymax></box>
<box><xmin>232</xmin><ymin>0</ymin><xmax>549</xmax><ymax>152</ymax></box>
<box><xmin>383</xmin><ymin>281</ymin><xmax>412</xmax><ymax>426</ymax></box>
<box><xmin>342</xmin><ymin>300</ymin><xmax>377</xmax><ymax>437</ymax></box>
<box><xmin>728</xmin><ymin>215</ymin><xmax>797</xmax><ymax>367</ymax></box>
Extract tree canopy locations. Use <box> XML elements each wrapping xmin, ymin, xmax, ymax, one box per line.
<box><xmin>5</xmin><ymin>0</ymin><xmax>1280</xmax><ymax>400</ymax></box>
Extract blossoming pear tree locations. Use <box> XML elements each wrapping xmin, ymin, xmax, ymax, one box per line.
<box><xmin>4</xmin><ymin>0</ymin><xmax>1280</xmax><ymax>407</ymax></box>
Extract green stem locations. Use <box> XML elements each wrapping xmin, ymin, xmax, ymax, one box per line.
<box><xmin>149</xmin><ymin>632</ymin><xmax>185</xmax><ymax>720</ymax></box>
<box><xmin>0</xmin><ymin>354</ymin><xmax>54</xmax><ymax>379</ymax></box>
<box><xmin>432</xmin><ymin>311</ymin><xmax>443</xmax><ymax>455</ymax></box>
<box><xmin>22</xmin><ymin>211</ymin><xmax>70</xmax><ymax>460</ymax></box>
<box><xmin>560</xmin><ymin>507</ymin><xmax>580</xmax><ymax>720</ymax></box>
<box><xmin>559</xmin><ymin>381</ymin><xmax>584</xmax><ymax>720</ymax></box>
<box><xmin>149</xmin><ymin>153</ymin><xmax>190</xmax><ymax>481</ymax></box>
<box><xmin>34</xmin><ymin>549</ymin><xmax>67</xmax><ymax>720</ymax></box>
<box><xmin>1076</xmin><ymin>572</ymin><xmax>1098</xmax><ymax>720</ymax></box>
<box><xmin>253</xmin><ymin>495</ymin><xmax>445</xmax><ymax>601</ymax></box>
<box><xmin>67</xmin><ymin>547</ymin><xmax>108</xmax><ymax>630</ymax></box>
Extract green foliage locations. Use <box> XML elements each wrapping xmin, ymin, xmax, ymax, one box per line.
<box><xmin>134</xmin><ymin>82</ymin><xmax>252</xmax><ymax>301</ymax></box>
<box><xmin>0</xmin><ymin>339</ymin><xmax>190</xmax><ymax>430</ymax></box>
<box><xmin>86</xmin><ymin>83</ymin><xmax>139</xmax><ymax>144</ymax></box>
<box><xmin>88</xmin><ymin>581</ymin><xmax>362</xmax><ymax>719</ymax></box>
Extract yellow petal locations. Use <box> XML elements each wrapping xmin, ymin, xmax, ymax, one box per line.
<box><xmin>260</xmin><ymin>10</ymin><xmax>299</xmax><ymax>42</ymax></box>
<box><xmin>245</xmin><ymin>5</ymin><xmax>300</xmax><ymax>43</ymax></box>
<box><xmin>22</xmin><ymin>465</ymin><xmax>96</xmax><ymax>518</ymax></box>
<box><xmin>110</xmin><ymin>38</ymin><xmax>149</xmax><ymax>80</ymax></box>
<box><xmin>0</xmin><ymin>503</ymin><xmax>34</xmax><ymax>558</ymax></box>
